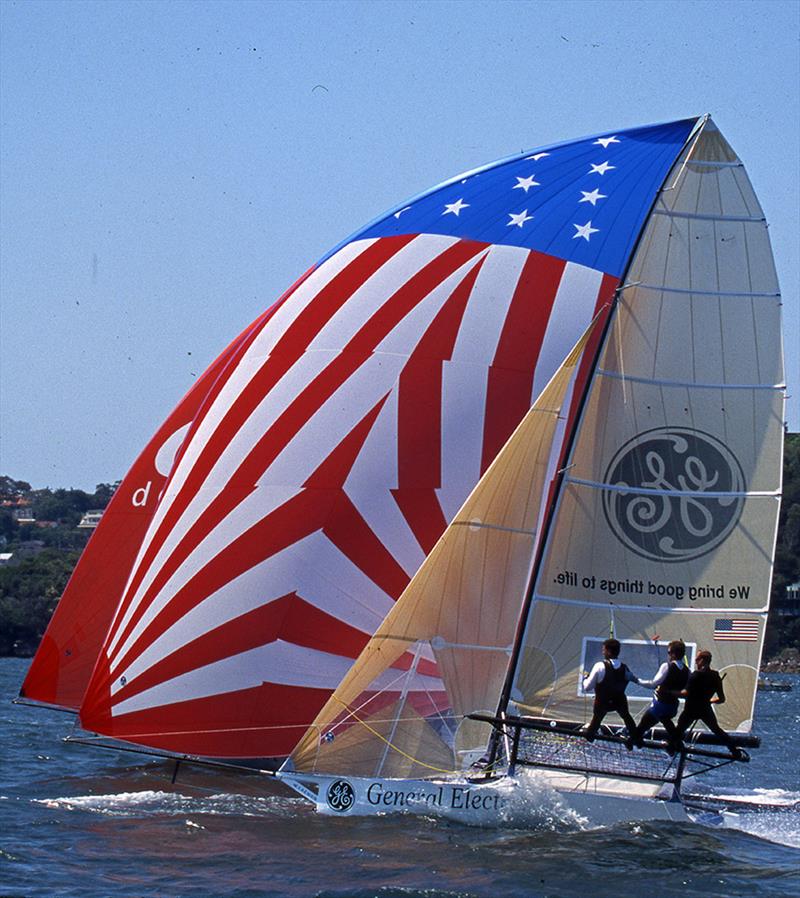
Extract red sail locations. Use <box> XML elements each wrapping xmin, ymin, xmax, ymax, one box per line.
<box><xmin>20</xmin><ymin>280</ymin><xmax>309</xmax><ymax>710</ymax></box>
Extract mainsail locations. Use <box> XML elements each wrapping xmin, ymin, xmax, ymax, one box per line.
<box><xmin>289</xmin><ymin>320</ymin><xmax>598</xmax><ymax>778</ymax></box>
<box><xmin>74</xmin><ymin>120</ymin><xmax>695</xmax><ymax>759</ymax></box>
<box><xmin>506</xmin><ymin>118</ymin><xmax>784</xmax><ymax>735</ymax></box>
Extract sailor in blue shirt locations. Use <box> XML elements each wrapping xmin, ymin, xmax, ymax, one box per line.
<box><xmin>633</xmin><ymin>639</ymin><xmax>689</xmax><ymax>751</ymax></box>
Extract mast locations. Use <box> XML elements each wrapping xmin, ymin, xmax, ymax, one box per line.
<box><xmin>491</xmin><ymin>117</ymin><xmax>706</xmax><ymax>738</ymax></box>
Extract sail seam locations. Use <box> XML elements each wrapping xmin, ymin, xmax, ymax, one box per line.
<box><xmin>596</xmin><ymin>369</ymin><xmax>785</xmax><ymax>391</ymax></box>
<box><xmin>620</xmin><ymin>283</ymin><xmax>780</xmax><ymax>298</ymax></box>
<box><xmin>565</xmin><ymin>476</ymin><xmax>779</xmax><ymax>499</ymax></box>
<box><xmin>652</xmin><ymin>209</ymin><xmax>765</xmax><ymax>223</ymax></box>
<box><xmin>533</xmin><ymin>593</ymin><xmax>769</xmax><ymax>614</ymax></box>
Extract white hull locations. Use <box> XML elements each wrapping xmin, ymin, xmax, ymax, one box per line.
<box><xmin>278</xmin><ymin>768</ymin><xmax>688</xmax><ymax>826</ymax></box>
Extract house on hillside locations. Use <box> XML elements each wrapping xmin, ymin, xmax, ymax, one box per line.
<box><xmin>78</xmin><ymin>510</ymin><xmax>104</xmax><ymax>529</ymax></box>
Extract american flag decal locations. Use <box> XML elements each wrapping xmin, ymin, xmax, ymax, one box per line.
<box><xmin>713</xmin><ymin>619</ymin><xmax>759</xmax><ymax>641</ymax></box>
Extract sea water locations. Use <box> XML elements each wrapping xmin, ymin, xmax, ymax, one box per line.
<box><xmin>1</xmin><ymin>657</ymin><xmax>798</xmax><ymax>898</ymax></box>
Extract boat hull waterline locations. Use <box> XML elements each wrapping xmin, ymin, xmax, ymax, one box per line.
<box><xmin>278</xmin><ymin>769</ymin><xmax>688</xmax><ymax>825</ymax></box>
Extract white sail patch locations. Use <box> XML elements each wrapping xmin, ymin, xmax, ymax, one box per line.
<box><xmin>438</xmin><ymin>360</ymin><xmax>489</xmax><ymax>523</ymax></box>
<box><xmin>344</xmin><ymin>389</ymin><xmax>428</xmax><ymax>579</ymax></box>
<box><xmin>111</xmin><ymin>640</ymin><xmax>443</xmax><ymax>718</ymax></box>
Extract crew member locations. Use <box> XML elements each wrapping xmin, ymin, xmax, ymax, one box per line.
<box><xmin>675</xmin><ymin>649</ymin><xmax>742</xmax><ymax>758</ymax></box>
<box><xmin>581</xmin><ymin>638</ymin><xmax>639</xmax><ymax>748</ymax></box>
<box><xmin>633</xmin><ymin>639</ymin><xmax>689</xmax><ymax>751</ymax></box>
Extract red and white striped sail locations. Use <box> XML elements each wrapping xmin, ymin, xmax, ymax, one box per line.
<box><xmin>75</xmin><ymin>121</ymin><xmax>697</xmax><ymax>759</ymax></box>
<box><xmin>79</xmin><ymin>238</ymin><xmax>615</xmax><ymax>757</ymax></box>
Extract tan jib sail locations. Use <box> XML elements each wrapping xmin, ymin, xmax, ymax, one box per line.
<box><xmin>509</xmin><ymin>118</ymin><xmax>784</xmax><ymax>734</ymax></box>
<box><xmin>289</xmin><ymin>317</ymin><xmax>600</xmax><ymax>778</ymax></box>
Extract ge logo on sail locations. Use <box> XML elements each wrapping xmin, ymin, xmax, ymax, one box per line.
<box><xmin>326</xmin><ymin>780</ymin><xmax>355</xmax><ymax>812</ymax></box>
<box><xmin>602</xmin><ymin>427</ymin><xmax>746</xmax><ymax>563</ymax></box>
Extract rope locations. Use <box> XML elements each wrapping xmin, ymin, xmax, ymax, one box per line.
<box><xmin>327</xmin><ymin>695</ymin><xmax>499</xmax><ymax>777</ymax></box>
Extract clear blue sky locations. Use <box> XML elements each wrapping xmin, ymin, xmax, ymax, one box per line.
<box><xmin>1</xmin><ymin>0</ymin><xmax>798</xmax><ymax>491</ymax></box>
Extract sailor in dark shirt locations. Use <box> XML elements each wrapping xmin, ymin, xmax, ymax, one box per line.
<box><xmin>633</xmin><ymin>639</ymin><xmax>689</xmax><ymax>750</ymax></box>
<box><xmin>581</xmin><ymin>638</ymin><xmax>639</xmax><ymax>748</ymax></box>
<box><xmin>675</xmin><ymin>649</ymin><xmax>741</xmax><ymax>757</ymax></box>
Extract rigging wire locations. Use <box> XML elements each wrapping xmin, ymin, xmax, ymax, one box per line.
<box><xmin>326</xmin><ymin>695</ymin><xmax>499</xmax><ymax>777</ymax></box>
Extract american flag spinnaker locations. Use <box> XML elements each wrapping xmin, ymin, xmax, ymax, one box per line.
<box><xmin>67</xmin><ymin>120</ymin><xmax>696</xmax><ymax>760</ymax></box>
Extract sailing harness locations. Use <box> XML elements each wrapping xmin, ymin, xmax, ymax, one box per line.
<box><xmin>594</xmin><ymin>660</ymin><xmax>630</xmax><ymax>709</ymax></box>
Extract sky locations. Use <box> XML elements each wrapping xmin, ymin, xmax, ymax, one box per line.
<box><xmin>1</xmin><ymin>0</ymin><xmax>798</xmax><ymax>491</ymax></box>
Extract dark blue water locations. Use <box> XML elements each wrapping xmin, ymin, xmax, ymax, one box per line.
<box><xmin>2</xmin><ymin>657</ymin><xmax>798</xmax><ymax>897</ymax></box>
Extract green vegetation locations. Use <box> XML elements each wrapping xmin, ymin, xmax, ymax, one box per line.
<box><xmin>1</xmin><ymin>438</ymin><xmax>799</xmax><ymax>661</ymax></box>
<box><xmin>0</xmin><ymin>550</ymin><xmax>82</xmax><ymax>656</ymax></box>
<box><xmin>764</xmin><ymin>432</ymin><xmax>800</xmax><ymax>663</ymax></box>
<box><xmin>0</xmin><ymin>476</ymin><xmax>118</xmax><ymax>654</ymax></box>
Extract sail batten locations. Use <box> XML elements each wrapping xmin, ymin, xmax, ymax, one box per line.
<box><xmin>651</xmin><ymin>209</ymin><xmax>766</xmax><ymax>222</ymax></box>
<box><xmin>596</xmin><ymin>370</ymin><xmax>784</xmax><ymax>390</ymax></box>
<box><xmin>565</xmin><ymin>477</ymin><xmax>779</xmax><ymax>498</ymax></box>
<box><xmin>621</xmin><ymin>284</ymin><xmax>779</xmax><ymax>297</ymax></box>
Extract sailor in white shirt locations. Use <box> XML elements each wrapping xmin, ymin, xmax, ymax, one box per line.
<box><xmin>581</xmin><ymin>638</ymin><xmax>639</xmax><ymax>746</ymax></box>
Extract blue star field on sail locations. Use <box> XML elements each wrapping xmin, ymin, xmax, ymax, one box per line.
<box><xmin>357</xmin><ymin>119</ymin><xmax>696</xmax><ymax>277</ymax></box>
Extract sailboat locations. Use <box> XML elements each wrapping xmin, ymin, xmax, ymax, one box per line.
<box><xmin>19</xmin><ymin>115</ymin><xmax>783</xmax><ymax>824</ymax></box>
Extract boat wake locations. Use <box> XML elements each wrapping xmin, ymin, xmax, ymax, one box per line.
<box><xmin>689</xmin><ymin>787</ymin><xmax>800</xmax><ymax>848</ymax></box>
<box><xmin>32</xmin><ymin>788</ymin><xmax>304</xmax><ymax>820</ymax></box>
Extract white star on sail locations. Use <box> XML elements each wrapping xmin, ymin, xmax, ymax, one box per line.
<box><xmin>573</xmin><ymin>221</ymin><xmax>599</xmax><ymax>241</ymax></box>
<box><xmin>508</xmin><ymin>210</ymin><xmax>534</xmax><ymax>228</ymax></box>
<box><xmin>594</xmin><ymin>136</ymin><xmax>620</xmax><ymax>148</ymax></box>
<box><xmin>513</xmin><ymin>175</ymin><xmax>541</xmax><ymax>193</ymax></box>
<box><xmin>394</xmin><ymin>206</ymin><xmax>412</xmax><ymax>219</ymax></box>
<box><xmin>526</xmin><ymin>152</ymin><xmax>550</xmax><ymax>161</ymax></box>
<box><xmin>443</xmin><ymin>198</ymin><xmax>470</xmax><ymax>216</ymax></box>
<box><xmin>579</xmin><ymin>189</ymin><xmax>607</xmax><ymax>206</ymax></box>
<box><xmin>589</xmin><ymin>161</ymin><xmax>615</xmax><ymax>175</ymax></box>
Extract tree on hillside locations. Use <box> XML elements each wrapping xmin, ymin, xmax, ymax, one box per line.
<box><xmin>0</xmin><ymin>476</ymin><xmax>32</xmax><ymax>499</ymax></box>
